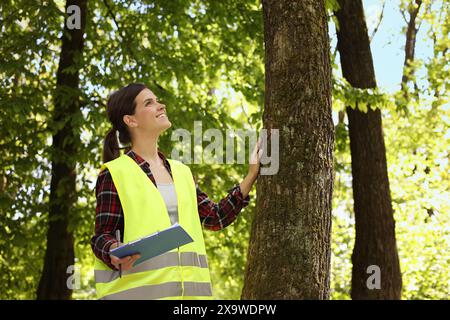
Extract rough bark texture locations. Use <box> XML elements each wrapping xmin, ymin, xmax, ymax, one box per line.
<box><xmin>37</xmin><ymin>0</ymin><xmax>87</xmax><ymax>300</ymax></box>
<box><xmin>241</xmin><ymin>0</ymin><xmax>334</xmax><ymax>299</ymax></box>
<box><xmin>335</xmin><ymin>0</ymin><xmax>402</xmax><ymax>299</ymax></box>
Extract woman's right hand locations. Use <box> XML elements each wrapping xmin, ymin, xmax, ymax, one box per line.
<box><xmin>109</xmin><ymin>242</ymin><xmax>141</xmax><ymax>271</ymax></box>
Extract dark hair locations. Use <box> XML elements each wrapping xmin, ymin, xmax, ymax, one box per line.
<box><xmin>103</xmin><ymin>83</ymin><xmax>147</xmax><ymax>163</ymax></box>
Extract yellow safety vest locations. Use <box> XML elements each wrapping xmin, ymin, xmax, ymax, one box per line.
<box><xmin>94</xmin><ymin>154</ymin><xmax>213</xmax><ymax>300</ymax></box>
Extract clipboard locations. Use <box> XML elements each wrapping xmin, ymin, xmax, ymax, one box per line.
<box><xmin>109</xmin><ymin>223</ymin><xmax>194</xmax><ymax>267</ymax></box>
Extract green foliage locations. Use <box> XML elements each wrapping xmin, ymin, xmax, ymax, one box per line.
<box><xmin>333</xmin><ymin>76</ymin><xmax>394</xmax><ymax>112</ymax></box>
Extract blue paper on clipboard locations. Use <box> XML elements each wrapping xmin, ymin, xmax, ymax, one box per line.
<box><xmin>109</xmin><ymin>223</ymin><xmax>193</xmax><ymax>267</ymax></box>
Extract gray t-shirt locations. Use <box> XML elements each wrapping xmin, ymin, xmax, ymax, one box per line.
<box><xmin>156</xmin><ymin>183</ymin><xmax>179</xmax><ymax>225</ymax></box>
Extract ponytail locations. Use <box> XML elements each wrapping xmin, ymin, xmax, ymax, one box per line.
<box><xmin>103</xmin><ymin>128</ymin><xmax>120</xmax><ymax>163</ymax></box>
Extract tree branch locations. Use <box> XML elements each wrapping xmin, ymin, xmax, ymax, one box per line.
<box><xmin>370</xmin><ymin>0</ymin><xmax>386</xmax><ymax>43</ymax></box>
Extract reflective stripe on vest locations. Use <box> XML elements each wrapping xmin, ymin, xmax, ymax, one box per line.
<box><xmin>93</xmin><ymin>154</ymin><xmax>213</xmax><ymax>299</ymax></box>
<box><xmin>95</xmin><ymin>251</ymin><xmax>209</xmax><ymax>283</ymax></box>
<box><xmin>99</xmin><ymin>282</ymin><xmax>212</xmax><ymax>300</ymax></box>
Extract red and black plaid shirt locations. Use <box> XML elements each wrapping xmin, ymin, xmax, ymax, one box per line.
<box><xmin>91</xmin><ymin>149</ymin><xmax>250</xmax><ymax>270</ymax></box>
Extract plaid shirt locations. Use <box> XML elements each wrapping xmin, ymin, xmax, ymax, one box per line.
<box><xmin>91</xmin><ymin>149</ymin><xmax>250</xmax><ymax>270</ymax></box>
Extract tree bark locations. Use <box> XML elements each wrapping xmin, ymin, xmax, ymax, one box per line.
<box><xmin>37</xmin><ymin>0</ymin><xmax>87</xmax><ymax>300</ymax></box>
<box><xmin>241</xmin><ymin>0</ymin><xmax>334</xmax><ymax>299</ymax></box>
<box><xmin>335</xmin><ymin>0</ymin><xmax>402</xmax><ymax>299</ymax></box>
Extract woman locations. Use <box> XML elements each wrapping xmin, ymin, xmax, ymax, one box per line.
<box><xmin>91</xmin><ymin>83</ymin><xmax>262</xmax><ymax>300</ymax></box>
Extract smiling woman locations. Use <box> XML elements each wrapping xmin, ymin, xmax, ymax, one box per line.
<box><xmin>101</xmin><ymin>83</ymin><xmax>171</xmax><ymax>163</ymax></box>
<box><xmin>124</xmin><ymin>87</ymin><xmax>172</xmax><ymax>142</ymax></box>
<box><xmin>91</xmin><ymin>83</ymin><xmax>262</xmax><ymax>300</ymax></box>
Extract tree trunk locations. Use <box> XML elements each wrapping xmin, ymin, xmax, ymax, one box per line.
<box><xmin>241</xmin><ymin>0</ymin><xmax>334</xmax><ymax>299</ymax></box>
<box><xmin>37</xmin><ymin>0</ymin><xmax>87</xmax><ymax>300</ymax></box>
<box><xmin>335</xmin><ymin>0</ymin><xmax>402</xmax><ymax>299</ymax></box>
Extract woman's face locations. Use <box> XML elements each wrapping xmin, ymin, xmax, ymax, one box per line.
<box><xmin>126</xmin><ymin>88</ymin><xmax>172</xmax><ymax>134</ymax></box>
